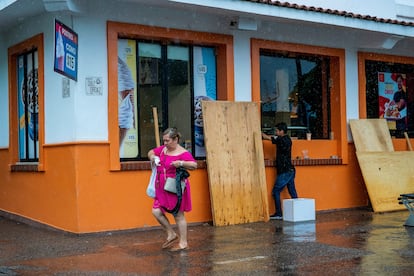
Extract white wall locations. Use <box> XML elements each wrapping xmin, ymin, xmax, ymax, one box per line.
<box><xmin>1</xmin><ymin>0</ymin><xmax>414</xmax><ymax>146</ymax></box>
<box><xmin>345</xmin><ymin>49</ymin><xmax>360</xmax><ymax>141</ymax></box>
<box><xmin>71</xmin><ymin>16</ymin><xmax>108</xmax><ymax>141</ymax></box>
<box><xmin>42</xmin><ymin>14</ymin><xmax>78</xmax><ymax>144</ymax></box>
<box><xmin>1</xmin><ymin>14</ymin><xmax>78</xmax><ymax>144</ymax></box>
<box><xmin>233</xmin><ymin>32</ymin><xmax>252</xmax><ymax>101</ymax></box>
<box><xmin>1</xmin><ymin>13</ymin><xmax>109</xmax><ymax>144</ymax></box>
<box><xmin>43</xmin><ymin>14</ymin><xmax>109</xmax><ymax>143</ymax></box>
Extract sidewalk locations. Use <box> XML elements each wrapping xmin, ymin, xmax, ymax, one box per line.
<box><xmin>1</xmin><ymin>208</ymin><xmax>413</xmax><ymax>275</ymax></box>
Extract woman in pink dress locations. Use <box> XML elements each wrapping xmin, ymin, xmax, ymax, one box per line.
<box><xmin>147</xmin><ymin>127</ymin><xmax>197</xmax><ymax>251</ymax></box>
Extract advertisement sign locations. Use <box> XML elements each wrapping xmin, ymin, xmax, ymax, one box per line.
<box><xmin>378</xmin><ymin>72</ymin><xmax>407</xmax><ymax>131</ymax></box>
<box><xmin>54</xmin><ymin>19</ymin><xmax>78</xmax><ymax>81</ymax></box>
<box><xmin>193</xmin><ymin>46</ymin><xmax>217</xmax><ymax>157</ymax></box>
<box><xmin>118</xmin><ymin>39</ymin><xmax>138</xmax><ymax>158</ymax></box>
<box><xmin>18</xmin><ymin>52</ymin><xmax>39</xmax><ymax>160</ymax></box>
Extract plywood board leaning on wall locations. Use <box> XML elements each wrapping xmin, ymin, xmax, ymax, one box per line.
<box><xmin>356</xmin><ymin>151</ymin><xmax>414</xmax><ymax>212</ymax></box>
<box><xmin>349</xmin><ymin>119</ymin><xmax>394</xmax><ymax>152</ymax></box>
<box><xmin>202</xmin><ymin>101</ymin><xmax>269</xmax><ymax>226</ymax></box>
<box><xmin>350</xmin><ymin>119</ymin><xmax>414</xmax><ymax>212</ymax></box>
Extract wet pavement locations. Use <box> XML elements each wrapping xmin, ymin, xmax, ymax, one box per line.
<box><xmin>1</xmin><ymin>208</ymin><xmax>414</xmax><ymax>275</ymax></box>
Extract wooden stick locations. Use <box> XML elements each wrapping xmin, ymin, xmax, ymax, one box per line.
<box><xmin>253</xmin><ymin>131</ymin><xmax>269</xmax><ymax>222</ymax></box>
<box><xmin>152</xmin><ymin>107</ymin><xmax>160</xmax><ymax>147</ymax></box>
<box><xmin>404</xmin><ymin>132</ymin><xmax>412</xmax><ymax>151</ymax></box>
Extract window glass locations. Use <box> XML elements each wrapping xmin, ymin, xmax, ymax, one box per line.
<box><xmin>365</xmin><ymin>60</ymin><xmax>414</xmax><ymax>137</ymax></box>
<box><xmin>260</xmin><ymin>51</ymin><xmax>331</xmax><ymax>139</ymax></box>
<box><xmin>137</xmin><ymin>42</ymin><xmax>162</xmax><ymax>157</ymax></box>
<box><xmin>118</xmin><ymin>39</ymin><xmax>217</xmax><ymax>159</ymax></box>
<box><xmin>167</xmin><ymin>45</ymin><xmax>191</xmax><ymax>152</ymax></box>
<box><xmin>17</xmin><ymin>50</ymin><xmax>39</xmax><ymax>161</ymax></box>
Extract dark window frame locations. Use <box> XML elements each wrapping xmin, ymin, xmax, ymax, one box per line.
<box><xmin>8</xmin><ymin>33</ymin><xmax>45</xmax><ymax>172</ymax></box>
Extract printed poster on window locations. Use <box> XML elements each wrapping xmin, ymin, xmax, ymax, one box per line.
<box><xmin>18</xmin><ymin>53</ymin><xmax>39</xmax><ymax>160</ymax></box>
<box><xmin>118</xmin><ymin>39</ymin><xmax>139</xmax><ymax>158</ymax></box>
<box><xmin>54</xmin><ymin>20</ymin><xmax>78</xmax><ymax>81</ymax></box>
<box><xmin>193</xmin><ymin>47</ymin><xmax>217</xmax><ymax>157</ymax></box>
<box><xmin>378</xmin><ymin>72</ymin><xmax>407</xmax><ymax>131</ymax></box>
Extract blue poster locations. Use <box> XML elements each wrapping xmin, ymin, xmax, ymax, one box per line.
<box><xmin>17</xmin><ymin>55</ymin><xmax>26</xmax><ymax>159</ymax></box>
<box><xmin>193</xmin><ymin>46</ymin><xmax>217</xmax><ymax>157</ymax></box>
<box><xmin>18</xmin><ymin>52</ymin><xmax>39</xmax><ymax>160</ymax></box>
<box><xmin>54</xmin><ymin>20</ymin><xmax>78</xmax><ymax>81</ymax></box>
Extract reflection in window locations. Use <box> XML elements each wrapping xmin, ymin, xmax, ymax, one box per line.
<box><xmin>167</xmin><ymin>45</ymin><xmax>192</xmax><ymax>157</ymax></box>
<box><xmin>260</xmin><ymin>51</ymin><xmax>331</xmax><ymax>139</ymax></box>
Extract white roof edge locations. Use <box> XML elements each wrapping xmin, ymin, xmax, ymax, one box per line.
<box><xmin>396</xmin><ymin>3</ymin><xmax>414</xmax><ymax>20</ymax></box>
<box><xmin>168</xmin><ymin>0</ymin><xmax>414</xmax><ymax>37</ymax></box>
<box><xmin>0</xmin><ymin>0</ymin><xmax>16</xmax><ymax>11</ymax></box>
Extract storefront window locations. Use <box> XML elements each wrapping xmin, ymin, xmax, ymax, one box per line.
<box><xmin>17</xmin><ymin>50</ymin><xmax>39</xmax><ymax>161</ymax></box>
<box><xmin>118</xmin><ymin>39</ymin><xmax>217</xmax><ymax>160</ymax></box>
<box><xmin>260</xmin><ymin>51</ymin><xmax>331</xmax><ymax>139</ymax></box>
<box><xmin>365</xmin><ymin>60</ymin><xmax>414</xmax><ymax>137</ymax></box>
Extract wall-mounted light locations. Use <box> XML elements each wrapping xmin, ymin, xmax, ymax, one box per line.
<box><xmin>381</xmin><ymin>35</ymin><xmax>405</xmax><ymax>49</ymax></box>
<box><xmin>230</xmin><ymin>16</ymin><xmax>258</xmax><ymax>31</ymax></box>
<box><xmin>43</xmin><ymin>0</ymin><xmax>84</xmax><ymax>12</ymax></box>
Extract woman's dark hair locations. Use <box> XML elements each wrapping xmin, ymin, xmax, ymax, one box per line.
<box><xmin>275</xmin><ymin>122</ymin><xmax>288</xmax><ymax>133</ymax></box>
<box><xmin>163</xmin><ymin>127</ymin><xmax>181</xmax><ymax>141</ymax></box>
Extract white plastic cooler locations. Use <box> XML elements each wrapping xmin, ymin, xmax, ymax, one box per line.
<box><xmin>283</xmin><ymin>198</ymin><xmax>315</xmax><ymax>222</ymax></box>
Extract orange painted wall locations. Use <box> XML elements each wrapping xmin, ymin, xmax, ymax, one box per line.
<box><xmin>2</xmin><ymin>136</ymin><xmax>411</xmax><ymax>233</ymax></box>
<box><xmin>3</xmin><ymin>137</ymin><xmax>410</xmax><ymax>233</ymax></box>
<box><xmin>0</xmin><ymin>147</ymin><xmax>79</xmax><ymax>231</ymax></box>
<box><xmin>0</xmin><ymin>144</ymin><xmax>212</xmax><ymax>233</ymax></box>
<box><xmin>1</xmin><ymin>139</ymin><xmax>374</xmax><ymax>233</ymax></box>
<box><xmin>264</xmin><ymin>142</ymin><xmax>368</xmax><ymax>214</ymax></box>
<box><xmin>263</xmin><ymin>139</ymin><xmax>340</xmax><ymax>160</ymax></box>
<box><xmin>73</xmin><ymin>144</ymin><xmax>212</xmax><ymax>233</ymax></box>
<box><xmin>3</xmin><ymin>23</ymin><xmax>401</xmax><ymax>234</ymax></box>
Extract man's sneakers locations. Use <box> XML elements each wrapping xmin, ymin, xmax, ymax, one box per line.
<box><xmin>269</xmin><ymin>214</ymin><xmax>283</xmax><ymax>220</ymax></box>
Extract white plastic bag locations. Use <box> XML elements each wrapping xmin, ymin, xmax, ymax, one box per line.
<box><xmin>146</xmin><ymin>163</ymin><xmax>156</xmax><ymax>198</ymax></box>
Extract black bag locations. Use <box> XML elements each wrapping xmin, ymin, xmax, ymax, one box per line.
<box><xmin>162</xmin><ymin>167</ymin><xmax>190</xmax><ymax>215</ymax></box>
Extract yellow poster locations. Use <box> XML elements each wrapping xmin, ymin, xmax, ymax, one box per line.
<box><xmin>118</xmin><ymin>39</ymin><xmax>139</xmax><ymax>158</ymax></box>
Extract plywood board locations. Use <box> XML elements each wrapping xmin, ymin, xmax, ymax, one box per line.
<box><xmin>202</xmin><ymin>101</ymin><xmax>269</xmax><ymax>226</ymax></box>
<box><xmin>350</xmin><ymin>119</ymin><xmax>414</xmax><ymax>212</ymax></box>
<box><xmin>349</xmin><ymin>119</ymin><xmax>394</xmax><ymax>152</ymax></box>
<box><xmin>356</xmin><ymin>152</ymin><xmax>414</xmax><ymax>212</ymax></box>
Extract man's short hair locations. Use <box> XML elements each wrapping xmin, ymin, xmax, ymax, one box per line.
<box><xmin>275</xmin><ymin>122</ymin><xmax>288</xmax><ymax>133</ymax></box>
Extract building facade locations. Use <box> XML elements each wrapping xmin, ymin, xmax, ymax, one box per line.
<box><xmin>1</xmin><ymin>0</ymin><xmax>413</xmax><ymax>233</ymax></box>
